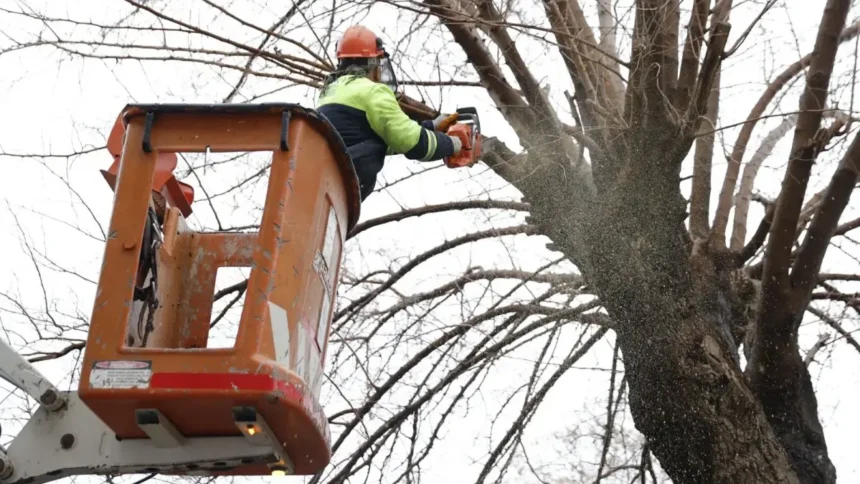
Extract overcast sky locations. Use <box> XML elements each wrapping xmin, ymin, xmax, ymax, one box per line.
<box><xmin>1</xmin><ymin>1</ymin><xmax>860</xmax><ymax>483</ymax></box>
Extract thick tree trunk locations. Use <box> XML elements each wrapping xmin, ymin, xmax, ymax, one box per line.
<box><xmin>589</xmin><ymin>236</ymin><xmax>801</xmax><ymax>482</ymax></box>
<box><xmin>617</xmin><ymin>311</ymin><xmax>799</xmax><ymax>483</ymax></box>
<box><xmin>578</xmin><ymin>141</ymin><xmax>801</xmax><ymax>482</ymax></box>
<box><xmin>589</xmin><ymin>256</ymin><xmax>801</xmax><ymax>481</ymax></box>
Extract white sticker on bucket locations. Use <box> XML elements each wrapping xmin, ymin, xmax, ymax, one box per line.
<box><xmin>89</xmin><ymin>360</ymin><xmax>152</xmax><ymax>389</ymax></box>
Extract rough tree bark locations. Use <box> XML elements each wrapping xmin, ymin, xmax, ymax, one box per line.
<box><xmin>411</xmin><ymin>0</ymin><xmax>855</xmax><ymax>482</ymax></box>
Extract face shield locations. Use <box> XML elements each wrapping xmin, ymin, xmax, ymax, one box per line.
<box><xmin>374</xmin><ymin>37</ymin><xmax>399</xmax><ymax>93</ymax></box>
<box><xmin>378</xmin><ymin>54</ymin><xmax>399</xmax><ymax>93</ymax></box>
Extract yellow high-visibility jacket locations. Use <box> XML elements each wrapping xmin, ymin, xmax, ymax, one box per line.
<box><xmin>317</xmin><ymin>75</ymin><xmax>455</xmax><ymax>200</ymax></box>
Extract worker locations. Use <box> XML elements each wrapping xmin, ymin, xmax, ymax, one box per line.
<box><xmin>316</xmin><ymin>25</ymin><xmax>462</xmax><ymax>201</ymax></box>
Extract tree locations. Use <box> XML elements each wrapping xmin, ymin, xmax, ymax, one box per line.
<box><xmin>2</xmin><ymin>1</ymin><xmax>860</xmax><ymax>483</ymax></box>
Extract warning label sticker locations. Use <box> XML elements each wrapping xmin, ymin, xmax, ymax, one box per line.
<box><xmin>89</xmin><ymin>360</ymin><xmax>152</xmax><ymax>389</ymax></box>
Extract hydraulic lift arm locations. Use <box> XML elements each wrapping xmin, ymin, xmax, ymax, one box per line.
<box><xmin>0</xmin><ymin>338</ymin><xmax>65</xmax><ymax>414</ymax></box>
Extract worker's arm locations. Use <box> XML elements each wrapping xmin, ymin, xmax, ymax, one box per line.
<box><xmin>365</xmin><ymin>84</ymin><xmax>457</xmax><ymax>161</ymax></box>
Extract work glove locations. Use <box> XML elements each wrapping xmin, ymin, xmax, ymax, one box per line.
<box><xmin>448</xmin><ymin>134</ymin><xmax>463</xmax><ymax>154</ymax></box>
<box><xmin>432</xmin><ymin>112</ymin><xmax>459</xmax><ymax>132</ymax></box>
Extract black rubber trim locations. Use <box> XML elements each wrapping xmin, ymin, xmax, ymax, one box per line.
<box><xmin>141</xmin><ymin>112</ymin><xmax>154</xmax><ymax>153</ymax></box>
<box><xmin>135</xmin><ymin>409</ymin><xmax>159</xmax><ymax>426</ymax></box>
<box><xmin>280</xmin><ymin>110</ymin><xmax>291</xmax><ymax>152</ymax></box>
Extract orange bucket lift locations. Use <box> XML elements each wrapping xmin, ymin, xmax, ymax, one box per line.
<box><xmin>0</xmin><ymin>103</ymin><xmax>361</xmax><ymax>483</ymax></box>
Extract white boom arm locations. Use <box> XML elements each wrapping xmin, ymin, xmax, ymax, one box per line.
<box><xmin>0</xmin><ymin>338</ymin><xmax>65</xmax><ymax>413</ymax></box>
<box><xmin>0</xmin><ymin>339</ymin><xmax>290</xmax><ymax>484</ymax></box>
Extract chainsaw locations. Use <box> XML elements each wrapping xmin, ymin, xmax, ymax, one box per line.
<box><xmin>443</xmin><ymin>107</ymin><xmax>482</xmax><ymax>168</ymax></box>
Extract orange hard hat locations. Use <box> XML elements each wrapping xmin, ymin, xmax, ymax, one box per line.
<box><xmin>336</xmin><ymin>25</ymin><xmax>385</xmax><ymax>59</ymax></box>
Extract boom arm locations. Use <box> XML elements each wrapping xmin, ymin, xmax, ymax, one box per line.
<box><xmin>0</xmin><ymin>338</ymin><xmax>65</xmax><ymax>413</ymax></box>
<box><xmin>2</xmin><ymin>395</ymin><xmax>286</xmax><ymax>484</ymax></box>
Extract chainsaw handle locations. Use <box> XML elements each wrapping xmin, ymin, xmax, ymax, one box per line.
<box><xmin>456</xmin><ymin>107</ymin><xmax>481</xmax><ymax>135</ymax></box>
<box><xmin>436</xmin><ymin>112</ymin><xmax>460</xmax><ymax>132</ymax></box>
<box><xmin>456</xmin><ymin>106</ymin><xmax>478</xmax><ymax>116</ymax></box>
<box><xmin>435</xmin><ymin>108</ymin><xmax>481</xmax><ymax>132</ymax></box>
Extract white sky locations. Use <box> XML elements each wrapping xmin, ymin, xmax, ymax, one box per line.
<box><xmin>1</xmin><ymin>1</ymin><xmax>859</xmax><ymax>483</ymax></box>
